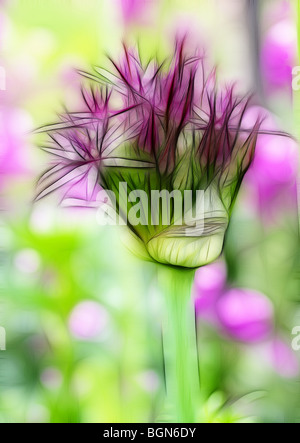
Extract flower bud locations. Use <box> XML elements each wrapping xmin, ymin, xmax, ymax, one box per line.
<box><xmin>37</xmin><ymin>40</ymin><xmax>263</xmax><ymax>268</ymax></box>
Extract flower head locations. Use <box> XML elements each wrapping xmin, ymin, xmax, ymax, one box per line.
<box><xmin>37</xmin><ymin>40</ymin><xmax>263</xmax><ymax>267</ymax></box>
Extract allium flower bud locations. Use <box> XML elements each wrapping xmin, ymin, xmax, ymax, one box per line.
<box><xmin>37</xmin><ymin>40</ymin><xmax>262</xmax><ymax>268</ymax></box>
<box><xmin>35</xmin><ymin>40</ymin><xmax>290</xmax><ymax>423</ymax></box>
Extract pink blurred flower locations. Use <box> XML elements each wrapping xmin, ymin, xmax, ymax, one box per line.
<box><xmin>40</xmin><ymin>367</ymin><xmax>63</xmax><ymax>390</ymax></box>
<box><xmin>261</xmin><ymin>18</ymin><xmax>296</xmax><ymax>94</ymax></box>
<box><xmin>0</xmin><ymin>108</ymin><xmax>32</xmax><ymax>191</ymax></box>
<box><xmin>0</xmin><ymin>11</ymin><xmax>10</xmax><ymax>52</ymax></box>
<box><xmin>69</xmin><ymin>301</ymin><xmax>109</xmax><ymax>340</ymax></box>
<box><xmin>269</xmin><ymin>338</ymin><xmax>299</xmax><ymax>378</ymax></box>
<box><xmin>242</xmin><ymin>107</ymin><xmax>298</xmax><ymax>220</ymax></box>
<box><xmin>216</xmin><ymin>288</ymin><xmax>274</xmax><ymax>343</ymax></box>
<box><xmin>250</xmin><ymin>134</ymin><xmax>298</xmax><ymax>218</ymax></box>
<box><xmin>195</xmin><ymin>269</ymin><xmax>275</xmax><ymax>344</ymax></box>
<box><xmin>194</xmin><ymin>262</ymin><xmax>274</xmax><ymax>345</ymax></box>
<box><xmin>194</xmin><ymin>262</ymin><xmax>227</xmax><ymax>320</ymax></box>
<box><xmin>119</xmin><ymin>0</ymin><xmax>156</xmax><ymax>26</ymax></box>
<box><xmin>136</xmin><ymin>370</ymin><xmax>160</xmax><ymax>393</ymax></box>
<box><xmin>253</xmin><ymin>134</ymin><xmax>298</xmax><ymax>185</ymax></box>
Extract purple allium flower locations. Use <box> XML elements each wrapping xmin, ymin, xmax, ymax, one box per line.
<box><xmin>68</xmin><ymin>301</ymin><xmax>109</xmax><ymax>340</ymax></box>
<box><xmin>37</xmin><ymin>40</ymin><xmax>260</xmax><ymax>194</ymax></box>
<box><xmin>37</xmin><ymin>40</ymin><xmax>279</xmax><ymax>267</ymax></box>
<box><xmin>216</xmin><ymin>288</ymin><xmax>274</xmax><ymax>343</ymax></box>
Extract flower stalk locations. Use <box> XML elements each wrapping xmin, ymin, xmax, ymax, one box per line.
<box><xmin>158</xmin><ymin>265</ymin><xmax>200</xmax><ymax>423</ymax></box>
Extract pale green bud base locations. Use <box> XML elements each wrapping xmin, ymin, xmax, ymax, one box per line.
<box><xmin>147</xmin><ymin>233</ymin><xmax>226</xmax><ymax>268</ymax></box>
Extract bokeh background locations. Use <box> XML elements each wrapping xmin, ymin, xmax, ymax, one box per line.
<box><xmin>1</xmin><ymin>0</ymin><xmax>300</xmax><ymax>423</ymax></box>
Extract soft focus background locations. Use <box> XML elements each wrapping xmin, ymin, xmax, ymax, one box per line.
<box><xmin>1</xmin><ymin>0</ymin><xmax>300</xmax><ymax>423</ymax></box>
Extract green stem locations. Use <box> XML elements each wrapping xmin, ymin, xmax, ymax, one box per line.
<box><xmin>157</xmin><ymin>265</ymin><xmax>200</xmax><ymax>423</ymax></box>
